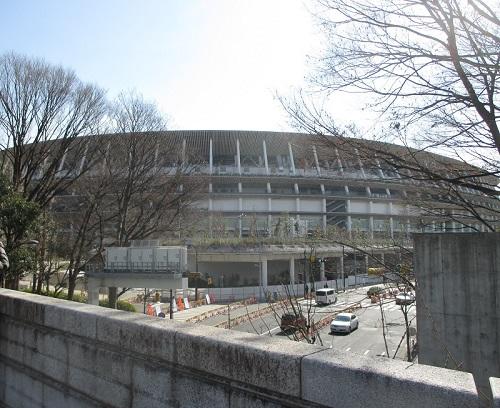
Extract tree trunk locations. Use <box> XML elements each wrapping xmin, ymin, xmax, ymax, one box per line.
<box><xmin>108</xmin><ymin>287</ymin><xmax>117</xmax><ymax>308</ymax></box>
<box><xmin>403</xmin><ymin>308</ymin><xmax>411</xmax><ymax>362</ymax></box>
<box><xmin>67</xmin><ymin>275</ymin><xmax>76</xmax><ymax>300</ymax></box>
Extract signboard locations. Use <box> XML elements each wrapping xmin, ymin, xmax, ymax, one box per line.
<box><xmin>154</xmin><ymin>303</ymin><xmax>163</xmax><ymax>315</ymax></box>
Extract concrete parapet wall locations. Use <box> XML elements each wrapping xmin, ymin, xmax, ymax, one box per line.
<box><xmin>0</xmin><ymin>289</ymin><xmax>485</xmax><ymax>408</ymax></box>
<box><xmin>414</xmin><ymin>233</ymin><xmax>500</xmax><ymax>400</ymax></box>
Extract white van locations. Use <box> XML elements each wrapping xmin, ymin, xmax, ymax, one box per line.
<box><xmin>315</xmin><ymin>288</ymin><xmax>337</xmax><ymax>305</ymax></box>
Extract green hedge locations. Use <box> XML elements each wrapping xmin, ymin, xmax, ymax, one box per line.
<box><xmin>99</xmin><ymin>299</ymin><xmax>136</xmax><ymax>312</ymax></box>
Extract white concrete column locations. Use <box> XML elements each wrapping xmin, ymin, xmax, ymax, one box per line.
<box><xmin>57</xmin><ymin>149</ymin><xmax>68</xmax><ymax>172</ymax></box>
<box><xmin>320</xmin><ymin>260</ymin><xmax>326</xmax><ymax>281</ymax></box>
<box><xmin>263</xmin><ymin>140</ymin><xmax>269</xmax><ymax>175</ymax></box>
<box><xmin>355</xmin><ymin>148</ymin><xmax>366</xmax><ymax>178</ymax></box>
<box><xmin>87</xmin><ymin>279</ymin><xmax>100</xmax><ymax>306</ymax></box>
<box><xmin>313</xmin><ymin>145</ymin><xmax>321</xmax><ymax>176</ymax></box>
<box><xmin>338</xmin><ymin>256</ymin><xmax>344</xmax><ymax>291</ymax></box>
<box><xmin>268</xmin><ymin>197</ymin><xmax>272</xmax><ymax>235</ymax></box>
<box><xmin>79</xmin><ymin>142</ymin><xmax>89</xmax><ymax>175</ymax></box>
<box><xmin>182</xmin><ymin>139</ymin><xmax>186</xmax><ymax>165</ymax></box>
<box><xmin>261</xmin><ymin>259</ymin><xmax>268</xmax><ymax>290</ymax></box>
<box><xmin>288</xmin><ymin>142</ymin><xmax>296</xmax><ymax>175</ymax></box>
<box><xmin>209</xmin><ymin>138</ymin><xmax>213</xmax><ymax>174</ymax></box>
<box><xmin>289</xmin><ymin>258</ymin><xmax>295</xmax><ymax>284</ymax></box>
<box><xmin>236</xmin><ymin>138</ymin><xmax>241</xmax><ymax>175</ymax></box>
<box><xmin>335</xmin><ymin>148</ymin><xmax>344</xmax><ymax>173</ymax></box>
<box><xmin>238</xmin><ymin>197</ymin><xmax>243</xmax><ymax>238</ymax></box>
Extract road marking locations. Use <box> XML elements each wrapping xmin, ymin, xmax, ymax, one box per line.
<box><xmin>364</xmin><ymin>350</ymin><xmax>370</xmax><ymax>355</ymax></box>
<box><xmin>345</xmin><ymin>347</ymin><xmax>351</xmax><ymax>351</ymax></box>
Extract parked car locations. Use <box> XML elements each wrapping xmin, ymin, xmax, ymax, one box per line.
<box><xmin>280</xmin><ymin>313</ymin><xmax>306</xmax><ymax>332</ymax></box>
<box><xmin>315</xmin><ymin>288</ymin><xmax>337</xmax><ymax>305</ymax></box>
<box><xmin>330</xmin><ymin>313</ymin><xmax>359</xmax><ymax>334</ymax></box>
<box><xmin>395</xmin><ymin>292</ymin><xmax>415</xmax><ymax>305</ymax></box>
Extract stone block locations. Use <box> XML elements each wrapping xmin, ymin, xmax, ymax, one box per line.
<box><xmin>0</xmin><ymin>360</ymin><xmax>5</xmax><ymax>402</ymax></box>
<box><xmin>302</xmin><ymin>348</ymin><xmax>479</xmax><ymax>408</ymax></box>
<box><xmin>229</xmin><ymin>390</ymin><xmax>286</xmax><ymax>408</ymax></box>
<box><xmin>3</xmin><ymin>363</ymin><xmax>44</xmax><ymax>407</ymax></box>
<box><xmin>68</xmin><ymin>362</ymin><xmax>131</xmax><ymax>408</ymax></box>
<box><xmin>131</xmin><ymin>360</ymin><xmax>173</xmax><ymax>406</ymax></box>
<box><xmin>19</xmin><ymin>332</ymin><xmax>67</xmax><ymax>382</ymax></box>
<box><xmin>96</xmin><ymin>312</ymin><xmax>189</xmax><ymax>363</ymax></box>
<box><xmin>491</xmin><ymin>377</ymin><xmax>500</xmax><ymax>408</ymax></box>
<box><xmin>44</xmin><ymin>302</ymin><xmax>100</xmax><ymax>339</ymax></box>
<box><xmin>67</xmin><ymin>339</ymin><xmax>133</xmax><ymax>388</ymax></box>
<box><xmin>170</xmin><ymin>372</ymin><xmax>230</xmax><ymax>408</ymax></box>
<box><xmin>41</xmin><ymin>382</ymin><xmax>102</xmax><ymax>408</ymax></box>
<box><xmin>175</xmin><ymin>324</ymin><xmax>319</xmax><ymax>398</ymax></box>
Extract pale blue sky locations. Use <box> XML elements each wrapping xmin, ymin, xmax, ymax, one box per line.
<box><xmin>1</xmin><ymin>1</ymin><xmax>365</xmax><ymax>131</ymax></box>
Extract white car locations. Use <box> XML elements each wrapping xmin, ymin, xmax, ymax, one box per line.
<box><xmin>395</xmin><ymin>292</ymin><xmax>415</xmax><ymax>305</ymax></box>
<box><xmin>330</xmin><ymin>313</ymin><xmax>359</xmax><ymax>334</ymax></box>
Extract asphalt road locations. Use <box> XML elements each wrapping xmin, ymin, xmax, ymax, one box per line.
<box><xmin>230</xmin><ymin>288</ymin><xmax>368</xmax><ymax>336</ymax></box>
<box><xmin>228</xmin><ymin>289</ymin><xmax>417</xmax><ymax>360</ymax></box>
<box><xmin>319</xmin><ymin>299</ymin><xmax>416</xmax><ymax>359</ymax></box>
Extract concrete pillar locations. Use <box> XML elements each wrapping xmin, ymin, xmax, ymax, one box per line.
<box><xmin>236</xmin><ymin>138</ymin><xmax>241</xmax><ymax>174</ymax></box>
<box><xmin>338</xmin><ymin>256</ymin><xmax>344</xmax><ymax>291</ymax></box>
<box><xmin>364</xmin><ymin>254</ymin><xmax>369</xmax><ymax>274</ymax></box>
<box><xmin>288</xmin><ymin>142</ymin><xmax>296</xmax><ymax>175</ymax></box>
<box><xmin>261</xmin><ymin>259</ymin><xmax>268</xmax><ymax>300</ymax></box>
<box><xmin>320</xmin><ymin>260</ymin><xmax>326</xmax><ymax>281</ymax></box>
<box><xmin>312</xmin><ymin>145</ymin><xmax>321</xmax><ymax>176</ymax></box>
<box><xmin>87</xmin><ymin>279</ymin><xmax>100</xmax><ymax>305</ymax></box>
<box><xmin>289</xmin><ymin>258</ymin><xmax>295</xmax><ymax>284</ymax></box>
<box><xmin>209</xmin><ymin>138</ymin><xmax>213</xmax><ymax>174</ymax></box>
<box><xmin>263</xmin><ymin>140</ymin><xmax>269</xmax><ymax>175</ymax></box>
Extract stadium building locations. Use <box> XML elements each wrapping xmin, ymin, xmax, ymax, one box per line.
<box><xmin>51</xmin><ymin>130</ymin><xmax>497</xmax><ymax>290</ymax></box>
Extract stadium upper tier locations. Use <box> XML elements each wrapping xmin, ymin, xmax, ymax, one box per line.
<box><xmin>49</xmin><ymin>130</ymin><xmax>496</xmax><ymax>237</ymax></box>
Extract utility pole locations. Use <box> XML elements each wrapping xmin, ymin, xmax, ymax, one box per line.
<box><xmin>169</xmin><ymin>288</ymin><xmax>173</xmax><ymax>320</ymax></box>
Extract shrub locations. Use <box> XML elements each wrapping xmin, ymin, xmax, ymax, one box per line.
<box><xmin>366</xmin><ymin>286</ymin><xmax>383</xmax><ymax>297</ymax></box>
<box><xmin>99</xmin><ymin>299</ymin><xmax>137</xmax><ymax>312</ymax></box>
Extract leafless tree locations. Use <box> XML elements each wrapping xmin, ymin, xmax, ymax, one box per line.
<box><xmin>0</xmin><ymin>52</ymin><xmax>107</xmax><ymax>208</ymax></box>
<box><xmin>60</xmin><ymin>155</ymin><xmax>115</xmax><ymax>300</ymax></box>
<box><xmin>281</xmin><ymin>0</ymin><xmax>499</xmax><ymax>230</ymax></box>
<box><xmin>311</xmin><ymin>0</ymin><xmax>499</xmax><ymax>151</ymax></box>
<box><xmin>109</xmin><ymin>90</ymin><xmax>168</xmax><ymax>133</ymax></box>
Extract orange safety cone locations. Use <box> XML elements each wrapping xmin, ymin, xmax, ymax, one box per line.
<box><xmin>146</xmin><ymin>303</ymin><xmax>155</xmax><ymax>316</ymax></box>
<box><xmin>177</xmin><ymin>296</ymin><xmax>184</xmax><ymax>311</ymax></box>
